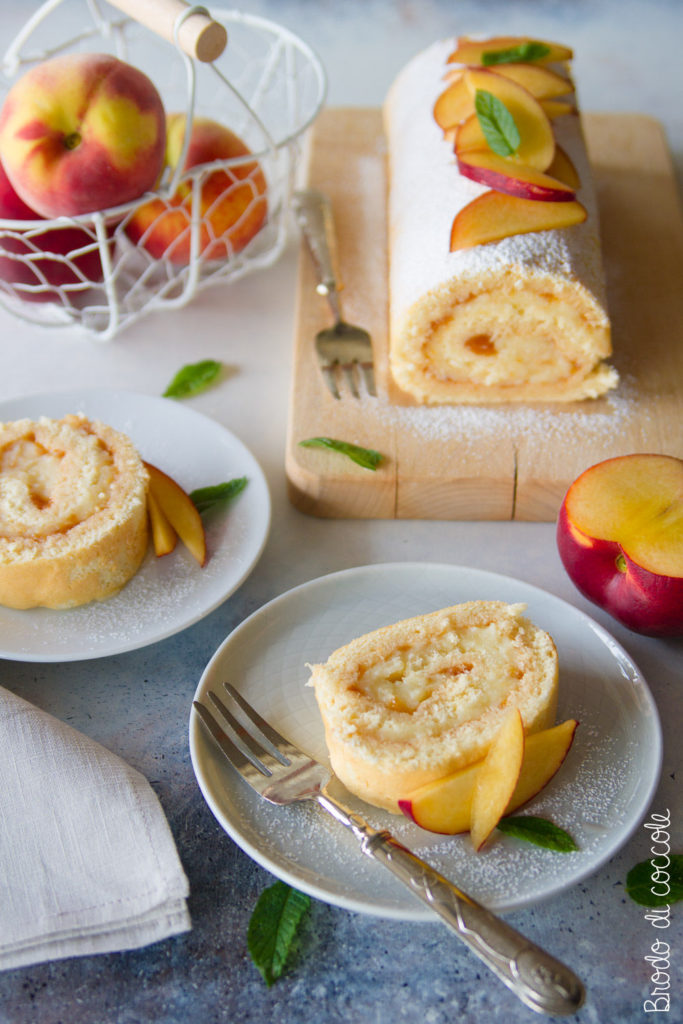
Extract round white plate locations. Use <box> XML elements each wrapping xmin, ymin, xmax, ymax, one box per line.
<box><xmin>0</xmin><ymin>389</ymin><xmax>271</xmax><ymax>661</ymax></box>
<box><xmin>190</xmin><ymin>562</ymin><xmax>662</xmax><ymax>918</ymax></box>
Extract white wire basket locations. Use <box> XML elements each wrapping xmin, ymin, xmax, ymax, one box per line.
<box><xmin>0</xmin><ymin>0</ymin><xmax>326</xmax><ymax>339</ymax></box>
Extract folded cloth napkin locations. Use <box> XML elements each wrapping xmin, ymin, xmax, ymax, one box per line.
<box><xmin>0</xmin><ymin>686</ymin><xmax>191</xmax><ymax>971</ymax></box>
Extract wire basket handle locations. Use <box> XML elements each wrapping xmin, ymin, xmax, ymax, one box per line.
<box><xmin>105</xmin><ymin>0</ymin><xmax>227</xmax><ymax>62</ymax></box>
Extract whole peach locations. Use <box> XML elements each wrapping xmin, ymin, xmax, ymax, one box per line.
<box><xmin>125</xmin><ymin>113</ymin><xmax>267</xmax><ymax>264</ymax></box>
<box><xmin>0</xmin><ymin>53</ymin><xmax>166</xmax><ymax>218</ymax></box>
<box><xmin>0</xmin><ymin>160</ymin><xmax>105</xmax><ymax>304</ymax></box>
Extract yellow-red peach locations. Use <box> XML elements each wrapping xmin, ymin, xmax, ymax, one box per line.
<box><xmin>125</xmin><ymin>114</ymin><xmax>267</xmax><ymax>265</ymax></box>
<box><xmin>0</xmin><ymin>53</ymin><xmax>166</xmax><ymax>218</ymax></box>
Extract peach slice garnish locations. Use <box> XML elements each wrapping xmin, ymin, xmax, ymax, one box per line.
<box><xmin>470</xmin><ymin>708</ymin><xmax>525</xmax><ymax>851</ymax></box>
<box><xmin>487</xmin><ymin>63</ymin><xmax>572</xmax><ymax>100</ymax></box>
<box><xmin>546</xmin><ymin>145</ymin><xmax>581</xmax><ymax>189</ymax></box>
<box><xmin>398</xmin><ymin>719</ymin><xmax>578</xmax><ymax>835</ymax></box>
<box><xmin>433</xmin><ymin>76</ymin><xmax>473</xmax><ymax>130</ymax></box>
<box><xmin>145</xmin><ymin>461</ymin><xmax>207</xmax><ymax>566</ymax></box>
<box><xmin>450</xmin><ymin>190</ymin><xmax>587</xmax><ymax>251</ymax></box>
<box><xmin>540</xmin><ymin>99</ymin><xmax>577</xmax><ymax>119</ymax></box>
<box><xmin>462</xmin><ymin>69</ymin><xmax>555</xmax><ymax>170</ymax></box>
<box><xmin>447</xmin><ymin>36</ymin><xmax>573</xmax><ymax>67</ymax></box>
<box><xmin>457</xmin><ymin>149</ymin><xmax>576</xmax><ymax>201</ymax></box>
<box><xmin>147</xmin><ymin>489</ymin><xmax>177</xmax><ymax>557</ymax></box>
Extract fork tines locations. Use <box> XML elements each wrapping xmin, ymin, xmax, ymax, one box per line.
<box><xmin>324</xmin><ymin>361</ymin><xmax>376</xmax><ymax>400</ymax></box>
<box><xmin>193</xmin><ymin>683</ymin><xmax>295</xmax><ymax>782</ymax></box>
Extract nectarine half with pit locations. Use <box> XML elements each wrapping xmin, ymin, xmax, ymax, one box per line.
<box><xmin>557</xmin><ymin>454</ymin><xmax>683</xmax><ymax>636</ymax></box>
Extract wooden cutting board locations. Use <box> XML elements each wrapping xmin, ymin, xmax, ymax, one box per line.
<box><xmin>285</xmin><ymin>108</ymin><xmax>683</xmax><ymax>520</ymax></box>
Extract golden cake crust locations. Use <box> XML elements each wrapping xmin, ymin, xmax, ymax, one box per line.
<box><xmin>308</xmin><ymin>601</ymin><xmax>559</xmax><ymax>812</ymax></box>
<box><xmin>0</xmin><ymin>414</ymin><xmax>149</xmax><ymax>609</ymax></box>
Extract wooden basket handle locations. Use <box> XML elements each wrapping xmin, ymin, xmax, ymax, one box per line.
<box><xmin>106</xmin><ymin>0</ymin><xmax>227</xmax><ymax>62</ymax></box>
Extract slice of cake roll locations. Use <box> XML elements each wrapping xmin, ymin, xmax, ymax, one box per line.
<box><xmin>308</xmin><ymin>600</ymin><xmax>559</xmax><ymax>812</ymax></box>
<box><xmin>0</xmin><ymin>414</ymin><xmax>149</xmax><ymax>609</ymax></box>
<box><xmin>384</xmin><ymin>35</ymin><xmax>617</xmax><ymax>403</ymax></box>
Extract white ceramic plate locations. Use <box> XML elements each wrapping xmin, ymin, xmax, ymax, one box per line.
<box><xmin>0</xmin><ymin>389</ymin><xmax>271</xmax><ymax>661</ymax></box>
<box><xmin>190</xmin><ymin>562</ymin><xmax>662</xmax><ymax>918</ymax></box>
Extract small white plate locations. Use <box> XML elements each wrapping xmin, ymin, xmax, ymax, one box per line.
<box><xmin>190</xmin><ymin>562</ymin><xmax>662</xmax><ymax>918</ymax></box>
<box><xmin>0</xmin><ymin>389</ymin><xmax>271</xmax><ymax>661</ymax></box>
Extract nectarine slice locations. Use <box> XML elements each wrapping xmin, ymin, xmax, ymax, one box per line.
<box><xmin>488</xmin><ymin>63</ymin><xmax>572</xmax><ymax>100</ymax></box>
<box><xmin>433</xmin><ymin>77</ymin><xmax>473</xmax><ymax>130</ymax></box>
<box><xmin>463</xmin><ymin>69</ymin><xmax>555</xmax><ymax>170</ymax></box>
<box><xmin>470</xmin><ymin>708</ymin><xmax>525</xmax><ymax>851</ymax></box>
<box><xmin>540</xmin><ymin>99</ymin><xmax>577</xmax><ymax>120</ymax></box>
<box><xmin>398</xmin><ymin>719</ymin><xmax>579</xmax><ymax>835</ymax></box>
<box><xmin>546</xmin><ymin>145</ymin><xmax>581</xmax><ymax>189</ymax></box>
<box><xmin>144</xmin><ymin>461</ymin><xmax>206</xmax><ymax>566</ymax></box>
<box><xmin>450</xmin><ymin>190</ymin><xmax>587</xmax><ymax>251</ymax></box>
<box><xmin>147</xmin><ymin>489</ymin><xmax>177</xmax><ymax>557</ymax></box>
<box><xmin>457</xmin><ymin>150</ymin><xmax>575</xmax><ymax>201</ymax></box>
<box><xmin>447</xmin><ymin>36</ymin><xmax>573</xmax><ymax>67</ymax></box>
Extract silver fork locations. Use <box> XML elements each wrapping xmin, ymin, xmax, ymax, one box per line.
<box><xmin>292</xmin><ymin>188</ymin><xmax>376</xmax><ymax>400</ymax></box>
<box><xmin>193</xmin><ymin>684</ymin><xmax>584</xmax><ymax>1017</ymax></box>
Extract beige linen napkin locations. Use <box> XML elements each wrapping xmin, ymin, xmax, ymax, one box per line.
<box><xmin>0</xmin><ymin>685</ymin><xmax>191</xmax><ymax>970</ymax></box>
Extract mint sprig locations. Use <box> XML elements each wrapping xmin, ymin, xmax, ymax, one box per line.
<box><xmin>474</xmin><ymin>89</ymin><xmax>521</xmax><ymax>157</ymax></box>
<box><xmin>190</xmin><ymin>476</ymin><xmax>248</xmax><ymax>514</ymax></box>
<box><xmin>626</xmin><ymin>856</ymin><xmax>683</xmax><ymax>907</ymax></box>
<box><xmin>247</xmin><ymin>881</ymin><xmax>311</xmax><ymax>986</ymax></box>
<box><xmin>163</xmin><ymin>359</ymin><xmax>221</xmax><ymax>398</ymax></box>
<box><xmin>496</xmin><ymin>815</ymin><xmax>579</xmax><ymax>852</ymax></box>
<box><xmin>482</xmin><ymin>41</ymin><xmax>551</xmax><ymax>66</ymax></box>
<box><xmin>299</xmin><ymin>436</ymin><xmax>384</xmax><ymax>471</ymax></box>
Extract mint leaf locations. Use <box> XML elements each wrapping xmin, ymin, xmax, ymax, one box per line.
<box><xmin>247</xmin><ymin>881</ymin><xmax>311</xmax><ymax>986</ymax></box>
<box><xmin>190</xmin><ymin>476</ymin><xmax>247</xmax><ymax>514</ymax></box>
<box><xmin>163</xmin><ymin>359</ymin><xmax>221</xmax><ymax>398</ymax></box>
<box><xmin>474</xmin><ymin>90</ymin><xmax>521</xmax><ymax>157</ymax></box>
<box><xmin>497</xmin><ymin>815</ymin><xmax>579</xmax><ymax>852</ymax></box>
<box><xmin>482</xmin><ymin>41</ymin><xmax>551</xmax><ymax>66</ymax></box>
<box><xmin>626</xmin><ymin>856</ymin><xmax>683</xmax><ymax>907</ymax></box>
<box><xmin>299</xmin><ymin>436</ymin><xmax>384</xmax><ymax>471</ymax></box>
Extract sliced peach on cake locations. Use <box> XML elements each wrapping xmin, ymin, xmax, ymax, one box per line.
<box><xmin>450</xmin><ymin>190</ymin><xmax>587</xmax><ymax>251</ymax></box>
<box><xmin>462</xmin><ymin>68</ymin><xmax>555</xmax><ymax>170</ymax></box>
<box><xmin>447</xmin><ymin>36</ymin><xmax>573</xmax><ymax>67</ymax></box>
<box><xmin>487</xmin><ymin>63</ymin><xmax>572</xmax><ymax>100</ymax></box>
<box><xmin>433</xmin><ymin>76</ymin><xmax>474</xmax><ymax>130</ymax></box>
<box><xmin>144</xmin><ymin>462</ymin><xmax>207</xmax><ymax>566</ymax></box>
<box><xmin>457</xmin><ymin>150</ymin><xmax>576</xmax><ymax>201</ymax></box>
<box><xmin>470</xmin><ymin>708</ymin><xmax>525</xmax><ymax>851</ymax></box>
<box><xmin>541</xmin><ymin>99</ymin><xmax>577</xmax><ymax>120</ymax></box>
<box><xmin>398</xmin><ymin>719</ymin><xmax>578</xmax><ymax>835</ymax></box>
<box><xmin>546</xmin><ymin>145</ymin><xmax>581</xmax><ymax>189</ymax></box>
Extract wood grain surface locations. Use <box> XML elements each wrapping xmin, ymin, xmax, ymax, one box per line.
<box><xmin>285</xmin><ymin>108</ymin><xmax>683</xmax><ymax>521</ymax></box>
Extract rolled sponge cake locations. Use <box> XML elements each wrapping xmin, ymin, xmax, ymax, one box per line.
<box><xmin>384</xmin><ymin>38</ymin><xmax>617</xmax><ymax>403</ymax></box>
<box><xmin>0</xmin><ymin>414</ymin><xmax>149</xmax><ymax>609</ymax></box>
<box><xmin>308</xmin><ymin>601</ymin><xmax>559</xmax><ymax>812</ymax></box>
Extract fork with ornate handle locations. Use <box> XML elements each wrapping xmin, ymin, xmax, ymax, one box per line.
<box><xmin>194</xmin><ymin>685</ymin><xmax>585</xmax><ymax>1017</ymax></box>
